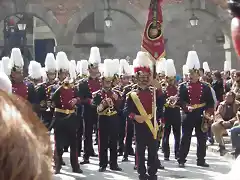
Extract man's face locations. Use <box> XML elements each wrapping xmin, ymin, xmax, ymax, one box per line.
<box><xmin>235</xmin><ymin>74</ymin><xmax>240</xmax><ymax>83</ymax></box>
<box><xmin>167</xmin><ymin>78</ymin><xmax>175</xmax><ymax>85</ymax></box>
<box><xmin>58</xmin><ymin>71</ymin><xmax>68</xmax><ymax>81</ymax></box>
<box><xmin>11</xmin><ymin>69</ymin><xmax>23</xmax><ymax>82</ymax></box>
<box><xmin>121</xmin><ymin>76</ymin><xmax>131</xmax><ymax>86</ymax></box>
<box><xmin>47</xmin><ymin>71</ymin><xmax>56</xmax><ymax>81</ymax></box>
<box><xmin>103</xmin><ymin>79</ymin><xmax>112</xmax><ymax>89</ymax></box>
<box><xmin>199</xmin><ymin>70</ymin><xmax>204</xmax><ymax>77</ymax></box>
<box><xmin>225</xmin><ymin>92</ymin><xmax>234</xmax><ymax>103</ymax></box>
<box><xmin>137</xmin><ymin>72</ymin><xmax>152</xmax><ymax>86</ymax></box>
<box><xmin>231</xmin><ymin>71</ymin><xmax>236</xmax><ymax>80</ymax></box>
<box><xmin>89</xmin><ymin>66</ymin><xmax>100</xmax><ymax>78</ymax></box>
<box><xmin>189</xmin><ymin>71</ymin><xmax>200</xmax><ymax>83</ymax></box>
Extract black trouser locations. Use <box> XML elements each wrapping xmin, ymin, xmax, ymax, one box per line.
<box><xmin>83</xmin><ymin>106</ymin><xmax>97</xmax><ymax>160</ymax></box>
<box><xmin>135</xmin><ymin>125</ymin><xmax>158</xmax><ymax>179</ymax></box>
<box><xmin>124</xmin><ymin>119</ymin><xmax>134</xmax><ymax>158</ymax></box>
<box><xmin>163</xmin><ymin>108</ymin><xmax>181</xmax><ymax>159</ymax></box>
<box><xmin>54</xmin><ymin>113</ymin><xmax>80</xmax><ymax>170</ymax></box>
<box><xmin>178</xmin><ymin>109</ymin><xmax>206</xmax><ymax>164</ymax></box>
<box><xmin>118</xmin><ymin>116</ymin><xmax>126</xmax><ymax>153</ymax></box>
<box><xmin>98</xmin><ymin>115</ymin><xmax>119</xmax><ymax>168</ymax></box>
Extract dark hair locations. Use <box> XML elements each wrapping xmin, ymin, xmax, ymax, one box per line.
<box><xmin>213</xmin><ymin>70</ymin><xmax>222</xmax><ymax>81</ymax></box>
<box><xmin>199</xmin><ymin>68</ymin><xmax>204</xmax><ymax>74</ymax></box>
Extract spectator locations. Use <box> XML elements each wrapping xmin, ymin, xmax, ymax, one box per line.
<box><xmin>225</xmin><ymin>69</ymin><xmax>236</xmax><ymax>92</ymax></box>
<box><xmin>0</xmin><ymin>90</ymin><xmax>52</xmax><ymax>180</ymax></box>
<box><xmin>230</xmin><ymin>125</ymin><xmax>240</xmax><ymax>158</ymax></box>
<box><xmin>212</xmin><ymin>70</ymin><xmax>224</xmax><ymax>103</ymax></box>
<box><xmin>211</xmin><ymin>91</ymin><xmax>240</xmax><ymax>156</ymax></box>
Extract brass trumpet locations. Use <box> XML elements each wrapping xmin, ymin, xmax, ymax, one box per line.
<box><xmin>104</xmin><ymin>94</ymin><xmax>115</xmax><ymax>113</ymax></box>
<box><xmin>166</xmin><ymin>95</ymin><xmax>178</xmax><ymax>108</ymax></box>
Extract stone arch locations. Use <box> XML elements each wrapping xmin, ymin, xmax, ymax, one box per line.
<box><xmin>0</xmin><ymin>3</ymin><xmax>61</xmax><ymax>41</ymax></box>
<box><xmin>66</xmin><ymin>1</ymin><xmax>143</xmax><ymax>44</ymax></box>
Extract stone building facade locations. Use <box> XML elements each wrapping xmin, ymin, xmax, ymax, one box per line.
<box><xmin>0</xmin><ymin>0</ymin><xmax>236</xmax><ymax>73</ymax></box>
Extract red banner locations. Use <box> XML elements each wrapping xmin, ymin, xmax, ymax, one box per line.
<box><xmin>141</xmin><ymin>0</ymin><xmax>165</xmax><ymax>61</ymax></box>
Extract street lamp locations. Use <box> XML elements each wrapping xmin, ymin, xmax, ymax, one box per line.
<box><xmin>105</xmin><ymin>0</ymin><xmax>113</xmax><ymax>28</ymax></box>
<box><xmin>105</xmin><ymin>15</ymin><xmax>113</xmax><ymax>28</ymax></box>
<box><xmin>17</xmin><ymin>23</ymin><xmax>27</xmax><ymax>31</ymax></box>
<box><xmin>189</xmin><ymin>13</ymin><xmax>199</xmax><ymax>26</ymax></box>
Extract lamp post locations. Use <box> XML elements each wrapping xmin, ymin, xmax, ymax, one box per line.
<box><xmin>189</xmin><ymin>0</ymin><xmax>199</xmax><ymax>27</ymax></box>
<box><xmin>189</xmin><ymin>13</ymin><xmax>199</xmax><ymax>26</ymax></box>
<box><xmin>105</xmin><ymin>0</ymin><xmax>113</xmax><ymax>28</ymax></box>
<box><xmin>17</xmin><ymin>23</ymin><xmax>27</xmax><ymax>31</ymax></box>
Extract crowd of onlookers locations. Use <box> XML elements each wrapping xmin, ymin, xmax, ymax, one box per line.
<box><xmin>195</xmin><ymin>68</ymin><xmax>240</xmax><ymax>158</ymax></box>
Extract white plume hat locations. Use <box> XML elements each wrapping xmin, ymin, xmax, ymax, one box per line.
<box><xmin>56</xmin><ymin>51</ymin><xmax>69</xmax><ymax>71</ymax></box>
<box><xmin>69</xmin><ymin>61</ymin><xmax>77</xmax><ymax>80</ymax></box>
<box><xmin>103</xmin><ymin>59</ymin><xmax>116</xmax><ymax>78</ymax></box>
<box><xmin>182</xmin><ymin>64</ymin><xmax>189</xmax><ymax>75</ymax></box>
<box><xmin>89</xmin><ymin>47</ymin><xmax>101</xmax><ymax>66</ymax></box>
<box><xmin>133</xmin><ymin>51</ymin><xmax>152</xmax><ymax>73</ymax></box>
<box><xmin>45</xmin><ymin>53</ymin><xmax>56</xmax><ymax>72</ymax></box>
<box><xmin>80</xmin><ymin>60</ymin><xmax>89</xmax><ymax>76</ymax></box>
<box><xmin>1</xmin><ymin>57</ymin><xmax>11</xmax><ymax>76</ymax></box>
<box><xmin>165</xmin><ymin>59</ymin><xmax>176</xmax><ymax>77</ymax></box>
<box><xmin>9</xmin><ymin>48</ymin><xmax>24</xmax><ymax>70</ymax></box>
<box><xmin>28</xmin><ymin>61</ymin><xmax>42</xmax><ymax>79</ymax></box>
<box><xmin>186</xmin><ymin>51</ymin><xmax>200</xmax><ymax>70</ymax></box>
<box><xmin>0</xmin><ymin>72</ymin><xmax>12</xmax><ymax>93</ymax></box>
<box><xmin>76</xmin><ymin>61</ymin><xmax>82</xmax><ymax>74</ymax></box>
<box><xmin>203</xmin><ymin>62</ymin><xmax>210</xmax><ymax>72</ymax></box>
<box><xmin>119</xmin><ymin>59</ymin><xmax>132</xmax><ymax>76</ymax></box>
<box><xmin>41</xmin><ymin>68</ymin><xmax>47</xmax><ymax>82</ymax></box>
<box><xmin>112</xmin><ymin>59</ymin><xmax>120</xmax><ymax>75</ymax></box>
<box><xmin>156</xmin><ymin>58</ymin><xmax>166</xmax><ymax>74</ymax></box>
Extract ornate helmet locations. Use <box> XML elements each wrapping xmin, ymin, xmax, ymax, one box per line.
<box><xmin>56</xmin><ymin>51</ymin><xmax>69</xmax><ymax>72</ymax></box>
<box><xmin>44</xmin><ymin>53</ymin><xmax>56</xmax><ymax>73</ymax></box>
<box><xmin>9</xmin><ymin>48</ymin><xmax>24</xmax><ymax>72</ymax></box>
<box><xmin>88</xmin><ymin>47</ymin><xmax>101</xmax><ymax>68</ymax></box>
<box><xmin>119</xmin><ymin>59</ymin><xmax>132</xmax><ymax>77</ymax></box>
<box><xmin>133</xmin><ymin>51</ymin><xmax>152</xmax><ymax>75</ymax></box>
<box><xmin>1</xmin><ymin>57</ymin><xmax>11</xmax><ymax>76</ymax></box>
<box><xmin>165</xmin><ymin>59</ymin><xmax>176</xmax><ymax>79</ymax></box>
<box><xmin>28</xmin><ymin>61</ymin><xmax>42</xmax><ymax>80</ymax></box>
<box><xmin>203</xmin><ymin>62</ymin><xmax>210</xmax><ymax>73</ymax></box>
<box><xmin>102</xmin><ymin>59</ymin><xmax>117</xmax><ymax>81</ymax></box>
<box><xmin>186</xmin><ymin>51</ymin><xmax>200</xmax><ymax>73</ymax></box>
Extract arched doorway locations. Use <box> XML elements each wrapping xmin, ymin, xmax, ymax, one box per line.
<box><xmin>0</xmin><ymin>13</ymin><xmax>56</xmax><ymax>70</ymax></box>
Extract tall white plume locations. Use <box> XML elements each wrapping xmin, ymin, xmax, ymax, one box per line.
<box><xmin>165</xmin><ymin>59</ymin><xmax>176</xmax><ymax>77</ymax></box>
<box><xmin>45</xmin><ymin>53</ymin><xmax>56</xmax><ymax>72</ymax></box>
<box><xmin>28</xmin><ymin>61</ymin><xmax>42</xmax><ymax>79</ymax></box>
<box><xmin>56</xmin><ymin>51</ymin><xmax>69</xmax><ymax>71</ymax></box>
<box><xmin>9</xmin><ymin>48</ymin><xmax>24</xmax><ymax>69</ymax></box>
<box><xmin>1</xmin><ymin>57</ymin><xmax>11</xmax><ymax>76</ymax></box>
<box><xmin>203</xmin><ymin>62</ymin><xmax>210</xmax><ymax>72</ymax></box>
<box><xmin>186</xmin><ymin>51</ymin><xmax>200</xmax><ymax>70</ymax></box>
<box><xmin>89</xmin><ymin>47</ymin><xmax>101</xmax><ymax>65</ymax></box>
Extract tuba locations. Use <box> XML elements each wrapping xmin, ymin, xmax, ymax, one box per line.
<box><xmin>201</xmin><ymin>111</ymin><xmax>214</xmax><ymax>133</ymax></box>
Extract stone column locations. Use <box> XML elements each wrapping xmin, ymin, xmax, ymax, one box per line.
<box><xmin>224</xmin><ymin>34</ymin><xmax>232</xmax><ymax>68</ymax></box>
<box><xmin>94</xmin><ymin>0</ymin><xmax>105</xmax><ymax>44</ymax></box>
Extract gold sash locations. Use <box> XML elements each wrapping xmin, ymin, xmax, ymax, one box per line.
<box><xmin>130</xmin><ymin>92</ymin><xmax>158</xmax><ymax>139</ymax></box>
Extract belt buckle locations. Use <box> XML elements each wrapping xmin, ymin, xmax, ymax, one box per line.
<box><xmin>66</xmin><ymin>109</ymin><xmax>70</xmax><ymax>114</ymax></box>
